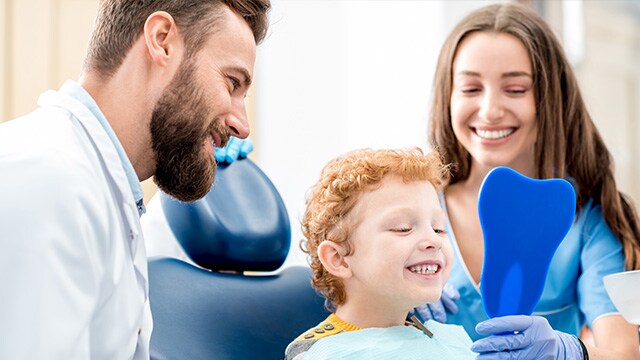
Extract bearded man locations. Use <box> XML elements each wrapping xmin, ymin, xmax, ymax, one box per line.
<box><xmin>0</xmin><ymin>1</ymin><xmax>270</xmax><ymax>358</ymax></box>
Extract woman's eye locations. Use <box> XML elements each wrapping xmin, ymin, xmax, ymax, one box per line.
<box><xmin>461</xmin><ymin>87</ymin><xmax>480</xmax><ymax>94</ymax></box>
<box><xmin>505</xmin><ymin>87</ymin><xmax>529</xmax><ymax>95</ymax></box>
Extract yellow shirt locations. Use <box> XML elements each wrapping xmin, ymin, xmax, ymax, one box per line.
<box><xmin>294</xmin><ymin>313</ymin><xmax>362</xmax><ymax>342</ymax></box>
<box><xmin>285</xmin><ymin>313</ymin><xmax>362</xmax><ymax>359</ymax></box>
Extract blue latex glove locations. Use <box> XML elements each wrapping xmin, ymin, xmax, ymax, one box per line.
<box><xmin>471</xmin><ymin>315</ymin><xmax>585</xmax><ymax>360</ymax></box>
<box><xmin>214</xmin><ymin>137</ymin><xmax>254</xmax><ymax>163</ymax></box>
<box><xmin>413</xmin><ymin>283</ymin><xmax>460</xmax><ymax>323</ymax></box>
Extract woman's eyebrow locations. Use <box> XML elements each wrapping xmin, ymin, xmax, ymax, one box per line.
<box><xmin>454</xmin><ymin>70</ymin><xmax>532</xmax><ymax>79</ymax></box>
<box><xmin>455</xmin><ymin>70</ymin><xmax>481</xmax><ymax>77</ymax></box>
<box><xmin>502</xmin><ymin>71</ymin><xmax>532</xmax><ymax>79</ymax></box>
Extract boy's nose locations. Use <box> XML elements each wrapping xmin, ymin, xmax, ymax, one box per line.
<box><xmin>419</xmin><ymin>231</ymin><xmax>443</xmax><ymax>251</ymax></box>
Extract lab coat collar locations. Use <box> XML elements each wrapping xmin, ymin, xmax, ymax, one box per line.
<box><xmin>58</xmin><ymin>80</ymin><xmax>146</xmax><ymax>216</ymax></box>
<box><xmin>37</xmin><ymin>86</ymin><xmax>149</xmax><ymax>299</ymax></box>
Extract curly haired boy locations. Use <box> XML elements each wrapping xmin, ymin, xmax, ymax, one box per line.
<box><xmin>285</xmin><ymin>148</ymin><xmax>475</xmax><ymax>359</ymax></box>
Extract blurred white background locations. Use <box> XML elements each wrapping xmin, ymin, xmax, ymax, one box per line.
<box><xmin>1</xmin><ymin>0</ymin><xmax>639</xmax><ymax>269</ymax></box>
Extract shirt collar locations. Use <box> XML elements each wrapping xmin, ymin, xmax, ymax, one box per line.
<box><xmin>60</xmin><ymin>80</ymin><xmax>146</xmax><ymax>216</ymax></box>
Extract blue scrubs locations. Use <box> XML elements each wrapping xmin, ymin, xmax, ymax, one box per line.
<box><xmin>442</xmin><ymin>195</ymin><xmax>624</xmax><ymax>340</ymax></box>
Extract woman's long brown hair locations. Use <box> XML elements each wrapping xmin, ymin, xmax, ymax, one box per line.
<box><xmin>429</xmin><ymin>3</ymin><xmax>640</xmax><ymax>270</ymax></box>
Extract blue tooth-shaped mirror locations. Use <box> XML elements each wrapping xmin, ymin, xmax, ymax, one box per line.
<box><xmin>478</xmin><ymin>167</ymin><xmax>576</xmax><ymax>318</ymax></box>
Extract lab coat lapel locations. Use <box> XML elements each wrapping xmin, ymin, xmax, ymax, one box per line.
<box><xmin>37</xmin><ymin>89</ymin><xmax>149</xmax><ymax>298</ymax></box>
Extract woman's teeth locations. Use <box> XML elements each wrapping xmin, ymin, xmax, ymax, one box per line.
<box><xmin>475</xmin><ymin>128</ymin><xmax>514</xmax><ymax>139</ymax></box>
<box><xmin>409</xmin><ymin>264</ymin><xmax>439</xmax><ymax>274</ymax></box>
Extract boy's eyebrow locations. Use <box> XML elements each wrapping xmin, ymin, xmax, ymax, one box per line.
<box><xmin>434</xmin><ymin>212</ymin><xmax>447</xmax><ymax>224</ymax></box>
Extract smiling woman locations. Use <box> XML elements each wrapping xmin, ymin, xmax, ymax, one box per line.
<box><xmin>426</xmin><ymin>3</ymin><xmax>640</xmax><ymax>360</ymax></box>
<box><xmin>450</xmin><ymin>31</ymin><xmax>537</xmax><ymax>178</ymax></box>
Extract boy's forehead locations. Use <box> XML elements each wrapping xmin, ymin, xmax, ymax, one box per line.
<box><xmin>350</xmin><ymin>177</ymin><xmax>441</xmax><ymax>215</ymax></box>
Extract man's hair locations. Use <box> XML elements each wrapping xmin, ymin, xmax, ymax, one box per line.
<box><xmin>83</xmin><ymin>0</ymin><xmax>270</xmax><ymax>78</ymax></box>
<box><xmin>428</xmin><ymin>2</ymin><xmax>640</xmax><ymax>270</ymax></box>
<box><xmin>301</xmin><ymin>148</ymin><xmax>449</xmax><ymax>310</ymax></box>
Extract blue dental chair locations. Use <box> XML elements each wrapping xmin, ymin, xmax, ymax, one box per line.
<box><xmin>148</xmin><ymin>159</ymin><xmax>329</xmax><ymax>360</ymax></box>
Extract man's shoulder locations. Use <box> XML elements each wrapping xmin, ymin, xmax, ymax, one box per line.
<box><xmin>0</xmin><ymin>120</ymin><xmax>112</xmax><ymax>217</ymax></box>
<box><xmin>1</xmin><ymin>108</ymin><xmax>104</xmax><ymax>176</ymax></box>
<box><xmin>1</xmin><ymin>108</ymin><xmax>87</xmax><ymax>158</ymax></box>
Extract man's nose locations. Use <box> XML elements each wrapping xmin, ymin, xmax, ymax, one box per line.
<box><xmin>226</xmin><ymin>101</ymin><xmax>250</xmax><ymax>139</ymax></box>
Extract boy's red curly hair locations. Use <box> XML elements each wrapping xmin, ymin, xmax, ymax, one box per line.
<box><xmin>301</xmin><ymin>147</ymin><xmax>449</xmax><ymax>309</ymax></box>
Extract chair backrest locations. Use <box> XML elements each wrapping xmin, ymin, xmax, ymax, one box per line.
<box><xmin>148</xmin><ymin>159</ymin><xmax>329</xmax><ymax>360</ymax></box>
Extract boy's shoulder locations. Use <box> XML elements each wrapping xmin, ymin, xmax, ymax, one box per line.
<box><xmin>285</xmin><ymin>314</ymin><xmax>359</xmax><ymax>360</ymax></box>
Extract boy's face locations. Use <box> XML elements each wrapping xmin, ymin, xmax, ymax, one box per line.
<box><xmin>342</xmin><ymin>176</ymin><xmax>453</xmax><ymax>312</ymax></box>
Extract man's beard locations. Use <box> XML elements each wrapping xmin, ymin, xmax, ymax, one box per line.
<box><xmin>150</xmin><ymin>59</ymin><xmax>227</xmax><ymax>202</ymax></box>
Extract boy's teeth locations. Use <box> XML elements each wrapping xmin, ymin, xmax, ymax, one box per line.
<box><xmin>409</xmin><ymin>264</ymin><xmax>439</xmax><ymax>274</ymax></box>
<box><xmin>476</xmin><ymin>128</ymin><xmax>514</xmax><ymax>139</ymax></box>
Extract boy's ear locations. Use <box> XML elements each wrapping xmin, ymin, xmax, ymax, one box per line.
<box><xmin>317</xmin><ymin>241</ymin><xmax>352</xmax><ymax>279</ymax></box>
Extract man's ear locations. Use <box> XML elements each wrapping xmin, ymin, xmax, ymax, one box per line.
<box><xmin>317</xmin><ymin>241</ymin><xmax>352</xmax><ymax>279</ymax></box>
<box><xmin>143</xmin><ymin>11</ymin><xmax>182</xmax><ymax>68</ymax></box>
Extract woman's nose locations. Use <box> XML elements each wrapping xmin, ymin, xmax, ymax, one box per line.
<box><xmin>478</xmin><ymin>90</ymin><xmax>505</xmax><ymax>122</ymax></box>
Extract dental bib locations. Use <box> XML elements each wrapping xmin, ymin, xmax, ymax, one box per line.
<box><xmin>303</xmin><ymin>320</ymin><xmax>475</xmax><ymax>359</ymax></box>
<box><xmin>478</xmin><ymin>167</ymin><xmax>576</xmax><ymax>317</ymax></box>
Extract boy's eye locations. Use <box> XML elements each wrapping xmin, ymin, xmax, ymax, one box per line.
<box><xmin>433</xmin><ymin>227</ymin><xmax>447</xmax><ymax>235</ymax></box>
<box><xmin>390</xmin><ymin>227</ymin><xmax>412</xmax><ymax>233</ymax></box>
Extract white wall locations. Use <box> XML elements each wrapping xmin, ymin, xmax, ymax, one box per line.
<box><xmin>256</xmin><ymin>0</ymin><xmax>493</xmax><ymax>268</ymax></box>
<box><xmin>3</xmin><ymin>0</ymin><xmax>636</xmax><ymax>272</ymax></box>
<box><xmin>577</xmin><ymin>1</ymin><xmax>640</xmax><ymax>204</ymax></box>
<box><xmin>256</xmin><ymin>0</ymin><xmax>640</xmax><ymax>270</ymax></box>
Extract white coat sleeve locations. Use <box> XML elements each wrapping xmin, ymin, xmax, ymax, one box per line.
<box><xmin>0</xmin><ymin>154</ymin><xmax>108</xmax><ymax>359</ymax></box>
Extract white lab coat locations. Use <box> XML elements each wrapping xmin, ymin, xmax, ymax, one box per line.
<box><xmin>0</xmin><ymin>87</ymin><xmax>152</xmax><ymax>359</ymax></box>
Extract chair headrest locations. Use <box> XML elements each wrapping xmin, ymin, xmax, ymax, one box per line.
<box><xmin>160</xmin><ymin>158</ymin><xmax>291</xmax><ymax>272</ymax></box>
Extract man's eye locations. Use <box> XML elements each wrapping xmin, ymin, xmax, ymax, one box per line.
<box><xmin>229</xmin><ymin>77</ymin><xmax>240</xmax><ymax>90</ymax></box>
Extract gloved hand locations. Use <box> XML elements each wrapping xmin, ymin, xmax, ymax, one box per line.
<box><xmin>471</xmin><ymin>315</ymin><xmax>585</xmax><ymax>360</ymax></box>
<box><xmin>413</xmin><ymin>283</ymin><xmax>460</xmax><ymax>323</ymax></box>
<box><xmin>214</xmin><ymin>137</ymin><xmax>254</xmax><ymax>163</ymax></box>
